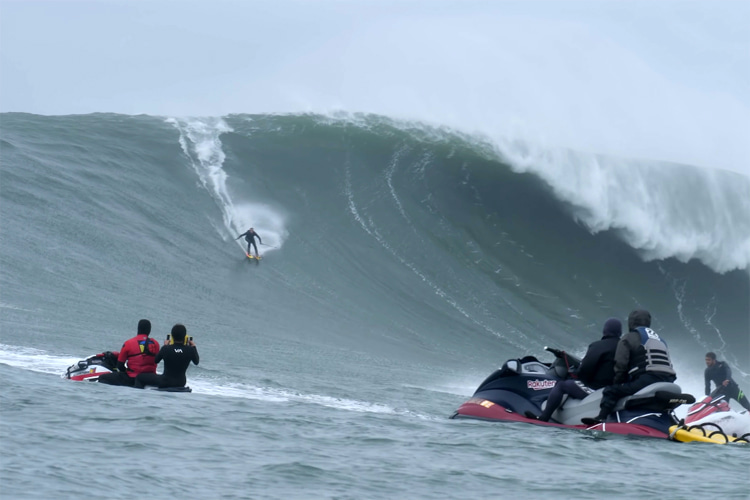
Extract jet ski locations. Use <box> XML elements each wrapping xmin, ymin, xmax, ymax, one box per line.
<box><xmin>450</xmin><ymin>346</ymin><xmax>696</xmax><ymax>440</ymax></box>
<box><xmin>62</xmin><ymin>352</ymin><xmax>192</xmax><ymax>392</ymax></box>
<box><xmin>667</xmin><ymin>392</ymin><xmax>750</xmax><ymax>444</ymax></box>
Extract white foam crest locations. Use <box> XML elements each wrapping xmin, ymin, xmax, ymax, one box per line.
<box><xmin>167</xmin><ymin>117</ymin><xmax>288</xmax><ymax>255</ymax></box>
<box><xmin>494</xmin><ymin>140</ymin><xmax>750</xmax><ymax>273</ymax></box>
<box><xmin>320</xmin><ymin>111</ymin><xmax>750</xmax><ymax>273</ymax></box>
<box><xmin>168</xmin><ymin>117</ymin><xmax>233</xmax><ymax>221</ymax></box>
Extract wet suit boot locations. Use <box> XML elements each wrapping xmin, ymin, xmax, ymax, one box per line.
<box><xmin>581</xmin><ymin>416</ymin><xmax>605</xmax><ymax>426</ymax></box>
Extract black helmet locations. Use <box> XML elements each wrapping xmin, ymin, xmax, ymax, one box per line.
<box><xmin>628</xmin><ymin>310</ymin><xmax>651</xmax><ymax>330</ymax></box>
<box><xmin>602</xmin><ymin>317</ymin><xmax>622</xmax><ymax>338</ymax></box>
<box><xmin>137</xmin><ymin>319</ymin><xmax>151</xmax><ymax>336</ymax></box>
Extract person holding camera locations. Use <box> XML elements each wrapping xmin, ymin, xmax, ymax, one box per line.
<box><xmin>134</xmin><ymin>323</ymin><xmax>199</xmax><ymax>390</ymax></box>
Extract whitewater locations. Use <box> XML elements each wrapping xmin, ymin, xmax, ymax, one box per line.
<box><xmin>1</xmin><ymin>112</ymin><xmax>748</xmax><ymax>499</ymax></box>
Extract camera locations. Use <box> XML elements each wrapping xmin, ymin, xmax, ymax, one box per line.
<box><xmin>165</xmin><ymin>334</ymin><xmax>193</xmax><ymax>345</ymax></box>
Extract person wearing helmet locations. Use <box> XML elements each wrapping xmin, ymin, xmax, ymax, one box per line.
<box><xmin>526</xmin><ymin>318</ymin><xmax>622</xmax><ymax>422</ymax></box>
<box><xmin>584</xmin><ymin>310</ymin><xmax>676</xmax><ymax>424</ymax></box>
<box><xmin>235</xmin><ymin>227</ymin><xmax>262</xmax><ymax>258</ymax></box>
<box><xmin>98</xmin><ymin>319</ymin><xmax>160</xmax><ymax>387</ymax></box>
<box><xmin>704</xmin><ymin>352</ymin><xmax>750</xmax><ymax>411</ymax></box>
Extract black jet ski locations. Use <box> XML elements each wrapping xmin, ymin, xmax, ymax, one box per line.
<box><xmin>451</xmin><ymin>347</ymin><xmax>695</xmax><ymax>439</ymax></box>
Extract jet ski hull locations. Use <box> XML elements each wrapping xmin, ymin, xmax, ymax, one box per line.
<box><xmin>452</xmin><ymin>397</ymin><xmax>671</xmax><ymax>438</ymax></box>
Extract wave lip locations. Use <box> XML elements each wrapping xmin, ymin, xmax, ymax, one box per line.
<box><xmin>310</xmin><ymin>111</ymin><xmax>750</xmax><ymax>274</ymax></box>
<box><xmin>489</xmin><ymin>132</ymin><xmax>750</xmax><ymax>274</ymax></box>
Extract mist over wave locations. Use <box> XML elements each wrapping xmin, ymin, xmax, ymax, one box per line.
<box><xmin>4</xmin><ymin>1</ymin><xmax>748</xmax><ymax>180</ymax></box>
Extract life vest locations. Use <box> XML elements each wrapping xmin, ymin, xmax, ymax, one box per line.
<box><xmin>122</xmin><ymin>334</ymin><xmax>159</xmax><ymax>376</ymax></box>
<box><xmin>627</xmin><ymin>327</ymin><xmax>676</xmax><ymax>378</ymax></box>
<box><xmin>138</xmin><ymin>338</ymin><xmax>157</xmax><ymax>356</ymax></box>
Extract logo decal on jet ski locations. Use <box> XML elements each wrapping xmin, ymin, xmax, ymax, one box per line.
<box><xmin>527</xmin><ymin>379</ymin><xmax>557</xmax><ymax>390</ymax></box>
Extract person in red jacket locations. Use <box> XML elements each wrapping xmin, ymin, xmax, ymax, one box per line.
<box><xmin>98</xmin><ymin>319</ymin><xmax>160</xmax><ymax>387</ymax></box>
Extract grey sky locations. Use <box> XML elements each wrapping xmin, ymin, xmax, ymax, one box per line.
<box><xmin>1</xmin><ymin>0</ymin><xmax>748</xmax><ymax>175</ymax></box>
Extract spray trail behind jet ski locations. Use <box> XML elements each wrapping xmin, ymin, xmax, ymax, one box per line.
<box><xmin>0</xmin><ymin>344</ymin><xmax>433</xmax><ymax>420</ymax></box>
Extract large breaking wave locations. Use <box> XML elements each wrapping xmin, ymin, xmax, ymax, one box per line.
<box><xmin>1</xmin><ymin>112</ymin><xmax>747</xmax><ymax>375</ymax></box>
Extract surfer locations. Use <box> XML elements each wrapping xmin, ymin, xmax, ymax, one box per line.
<box><xmin>235</xmin><ymin>227</ymin><xmax>262</xmax><ymax>258</ymax></box>
<box><xmin>704</xmin><ymin>352</ymin><xmax>750</xmax><ymax>411</ymax></box>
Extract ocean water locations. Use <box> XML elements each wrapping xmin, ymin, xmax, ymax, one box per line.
<box><xmin>1</xmin><ymin>112</ymin><xmax>748</xmax><ymax>499</ymax></box>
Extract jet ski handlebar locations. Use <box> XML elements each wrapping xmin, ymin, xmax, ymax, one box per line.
<box><xmin>544</xmin><ymin>346</ymin><xmax>565</xmax><ymax>358</ymax></box>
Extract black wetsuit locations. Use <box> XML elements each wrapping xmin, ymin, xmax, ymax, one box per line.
<box><xmin>135</xmin><ymin>343</ymin><xmax>199</xmax><ymax>389</ymax></box>
<box><xmin>537</xmin><ymin>334</ymin><xmax>619</xmax><ymax>422</ymax></box>
<box><xmin>705</xmin><ymin>361</ymin><xmax>750</xmax><ymax>411</ymax></box>
<box><xmin>576</xmin><ymin>335</ymin><xmax>620</xmax><ymax>390</ymax></box>
<box><xmin>238</xmin><ymin>230</ymin><xmax>262</xmax><ymax>256</ymax></box>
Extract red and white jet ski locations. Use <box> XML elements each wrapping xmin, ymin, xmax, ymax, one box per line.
<box><xmin>682</xmin><ymin>392</ymin><xmax>750</xmax><ymax>439</ymax></box>
<box><xmin>62</xmin><ymin>352</ymin><xmax>192</xmax><ymax>392</ymax></box>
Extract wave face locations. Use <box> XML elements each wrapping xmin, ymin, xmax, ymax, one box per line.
<box><xmin>1</xmin><ymin>112</ymin><xmax>747</xmax><ymax>372</ymax></box>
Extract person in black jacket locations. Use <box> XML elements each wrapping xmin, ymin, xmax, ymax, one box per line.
<box><xmin>526</xmin><ymin>318</ymin><xmax>622</xmax><ymax>422</ymax></box>
<box><xmin>134</xmin><ymin>324</ymin><xmax>199</xmax><ymax>389</ymax></box>
<box><xmin>704</xmin><ymin>352</ymin><xmax>750</xmax><ymax>411</ymax></box>
<box><xmin>584</xmin><ymin>309</ymin><xmax>676</xmax><ymax>425</ymax></box>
